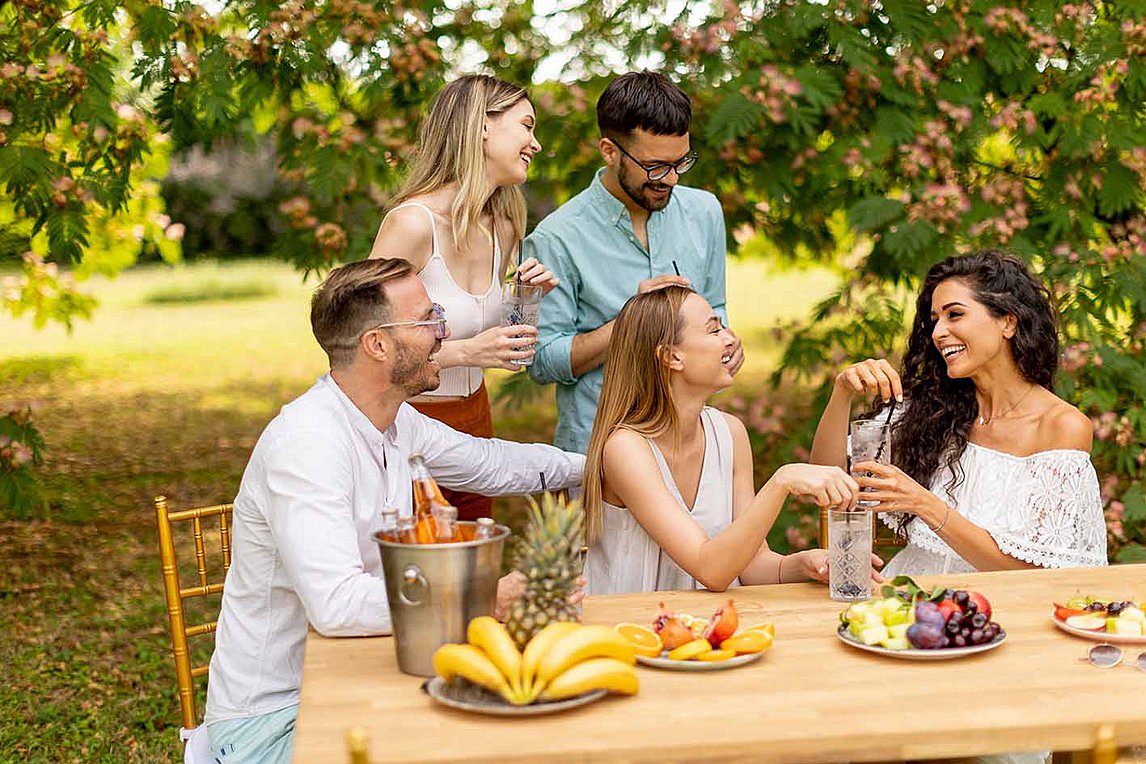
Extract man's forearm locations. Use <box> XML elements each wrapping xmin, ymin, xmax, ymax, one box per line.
<box><xmin>570</xmin><ymin>321</ymin><xmax>614</xmax><ymax>377</ymax></box>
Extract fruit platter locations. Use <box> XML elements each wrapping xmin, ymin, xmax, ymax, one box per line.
<box><xmin>427</xmin><ymin>617</ymin><xmax>638</xmax><ymax>716</ymax></box>
<box><xmin>837</xmin><ymin>577</ymin><xmax>1006</xmax><ymax>660</ymax></box>
<box><xmin>615</xmin><ymin>600</ymin><xmax>774</xmax><ymax>671</ymax></box>
<box><xmin>1052</xmin><ymin>597</ymin><xmax>1146</xmax><ymax>644</ymax></box>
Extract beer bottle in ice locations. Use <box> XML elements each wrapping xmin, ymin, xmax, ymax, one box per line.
<box><xmin>474</xmin><ymin>517</ymin><xmax>497</xmax><ymax>539</ymax></box>
<box><xmin>378</xmin><ymin>508</ymin><xmax>399</xmax><ymax>542</ymax></box>
<box><xmin>395</xmin><ymin>515</ymin><xmax>418</xmax><ymax>544</ymax></box>
<box><xmin>408</xmin><ymin>454</ymin><xmax>458</xmax><ymax>543</ymax></box>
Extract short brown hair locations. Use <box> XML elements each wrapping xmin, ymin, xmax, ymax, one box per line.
<box><xmin>310</xmin><ymin>258</ymin><xmax>414</xmax><ymax>367</ymax></box>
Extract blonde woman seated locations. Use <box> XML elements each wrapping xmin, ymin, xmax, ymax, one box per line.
<box><xmin>582</xmin><ymin>286</ymin><xmax>879</xmax><ymax>595</ymax></box>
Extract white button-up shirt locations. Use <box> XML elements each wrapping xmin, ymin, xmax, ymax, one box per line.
<box><xmin>204</xmin><ymin>374</ymin><xmax>584</xmax><ymax>723</ymax></box>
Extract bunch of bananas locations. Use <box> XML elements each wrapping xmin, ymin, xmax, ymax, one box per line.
<box><xmin>432</xmin><ymin>617</ymin><xmax>638</xmax><ymax>706</ymax></box>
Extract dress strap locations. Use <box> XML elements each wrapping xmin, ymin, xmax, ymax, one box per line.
<box><xmin>385</xmin><ymin>202</ymin><xmax>441</xmax><ymax>261</ymax></box>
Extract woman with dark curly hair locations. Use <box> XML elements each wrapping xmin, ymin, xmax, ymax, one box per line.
<box><xmin>810</xmin><ymin>250</ymin><xmax>1107</xmax><ymax>575</ymax></box>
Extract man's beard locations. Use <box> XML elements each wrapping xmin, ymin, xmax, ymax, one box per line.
<box><xmin>618</xmin><ymin>163</ymin><xmax>673</xmax><ymax>212</ymax></box>
<box><xmin>390</xmin><ymin>339</ymin><xmax>439</xmax><ymax>396</ymax></box>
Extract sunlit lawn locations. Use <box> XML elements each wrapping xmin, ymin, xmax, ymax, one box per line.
<box><xmin>0</xmin><ymin>258</ymin><xmax>835</xmax><ymax>763</ymax></box>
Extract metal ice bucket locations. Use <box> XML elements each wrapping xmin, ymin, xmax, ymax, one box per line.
<box><xmin>375</xmin><ymin>521</ymin><xmax>509</xmax><ymax>677</ymax></box>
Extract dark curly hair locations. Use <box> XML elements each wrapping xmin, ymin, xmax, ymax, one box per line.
<box><xmin>890</xmin><ymin>250</ymin><xmax>1060</xmax><ymax>531</ymax></box>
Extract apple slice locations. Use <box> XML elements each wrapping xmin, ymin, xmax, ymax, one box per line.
<box><xmin>1108</xmin><ymin>618</ymin><xmax>1144</xmax><ymax>636</ymax></box>
<box><xmin>1065</xmin><ymin>614</ymin><xmax>1107</xmax><ymax>630</ymax></box>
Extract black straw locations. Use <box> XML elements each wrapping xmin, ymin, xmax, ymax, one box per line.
<box><xmin>671</xmin><ymin>260</ymin><xmax>681</xmax><ymax>276</ymax></box>
<box><xmin>540</xmin><ymin>472</ymin><xmax>548</xmax><ymax>492</ymax></box>
<box><xmin>874</xmin><ymin>397</ymin><xmax>896</xmax><ymax>463</ymax></box>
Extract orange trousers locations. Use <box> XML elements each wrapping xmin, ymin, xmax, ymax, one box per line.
<box><xmin>408</xmin><ymin>382</ymin><xmax>494</xmax><ymax>522</ymax></box>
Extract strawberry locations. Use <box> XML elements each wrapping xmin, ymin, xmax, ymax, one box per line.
<box><xmin>1054</xmin><ymin>604</ymin><xmax>1089</xmax><ymax>621</ymax></box>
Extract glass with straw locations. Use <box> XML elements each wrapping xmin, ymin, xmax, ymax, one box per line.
<box><xmin>828</xmin><ymin>414</ymin><xmax>891</xmax><ymax>602</ymax></box>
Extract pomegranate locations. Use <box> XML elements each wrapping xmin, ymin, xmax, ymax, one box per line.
<box><xmin>702</xmin><ymin>599</ymin><xmax>739</xmax><ymax>648</ymax></box>
<box><xmin>651</xmin><ymin>602</ymin><xmax>695</xmax><ymax>650</ymax></box>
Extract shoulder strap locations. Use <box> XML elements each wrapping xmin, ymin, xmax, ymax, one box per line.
<box><xmin>385</xmin><ymin>202</ymin><xmax>440</xmax><ymax>259</ymax></box>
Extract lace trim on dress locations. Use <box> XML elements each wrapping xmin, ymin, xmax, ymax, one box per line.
<box><xmin>882</xmin><ymin>445</ymin><xmax>1107</xmax><ymax>570</ymax></box>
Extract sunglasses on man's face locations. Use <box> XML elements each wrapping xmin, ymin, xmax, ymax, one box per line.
<box><xmin>1085</xmin><ymin>643</ymin><xmax>1146</xmax><ymax>670</ymax></box>
<box><xmin>364</xmin><ymin>303</ymin><xmax>449</xmax><ymax>340</ymax></box>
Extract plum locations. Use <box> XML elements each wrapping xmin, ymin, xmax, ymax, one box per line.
<box><xmin>914</xmin><ymin>601</ymin><xmax>945</xmax><ymax>628</ymax></box>
<box><xmin>906</xmin><ymin>623</ymin><xmax>946</xmax><ymax>649</ymax></box>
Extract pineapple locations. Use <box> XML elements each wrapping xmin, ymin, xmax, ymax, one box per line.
<box><xmin>504</xmin><ymin>491</ymin><xmax>584</xmax><ymax>650</ymax></box>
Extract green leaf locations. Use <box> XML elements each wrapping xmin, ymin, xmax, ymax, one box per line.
<box><xmin>874</xmin><ymin>107</ymin><xmax>917</xmax><ymax>145</ymax></box>
<box><xmin>0</xmin><ymin>146</ymin><xmax>54</xmax><ymax>192</ymax></box>
<box><xmin>1028</xmin><ymin>92</ymin><xmax>1066</xmax><ymax>119</ymax></box>
<box><xmin>705</xmin><ymin>91</ymin><xmax>764</xmax><ymax>144</ymax></box>
<box><xmin>1097</xmin><ymin>162</ymin><xmax>1140</xmax><ymax>218</ymax></box>
<box><xmin>1122</xmin><ymin>484</ymin><xmax>1146</xmax><ymax>524</ymax></box>
<box><xmin>793</xmin><ymin>67</ymin><xmax>842</xmax><ymax>111</ymax></box>
<box><xmin>1115</xmin><ymin>544</ymin><xmax>1146</xmax><ymax>564</ymax></box>
<box><xmin>847</xmin><ymin>197</ymin><xmax>905</xmax><ymax>232</ymax></box>
<box><xmin>883</xmin><ymin>220</ymin><xmax>938</xmax><ymax>261</ymax></box>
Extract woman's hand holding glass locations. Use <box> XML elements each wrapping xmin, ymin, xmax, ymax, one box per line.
<box><xmin>514</xmin><ymin>257</ymin><xmax>560</xmax><ymax>295</ymax></box>
<box><xmin>463</xmin><ymin>324</ymin><xmax>538</xmax><ymax>370</ymax></box>
<box><xmin>852</xmin><ymin>461</ymin><xmax>949</xmax><ymax>526</ymax></box>
<box><xmin>834</xmin><ymin>358</ymin><xmax>903</xmax><ymax>404</ymax></box>
<box><xmin>798</xmin><ymin>547</ymin><xmax>885</xmax><ymax>585</ymax></box>
<box><xmin>775</xmin><ymin>464</ymin><xmax>860</xmax><ymax>510</ymax></box>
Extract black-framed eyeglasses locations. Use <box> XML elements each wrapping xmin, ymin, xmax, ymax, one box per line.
<box><xmin>609</xmin><ymin>139</ymin><xmax>698</xmax><ymax>181</ymax></box>
<box><xmin>365</xmin><ymin>303</ymin><xmax>448</xmax><ymax>339</ymax></box>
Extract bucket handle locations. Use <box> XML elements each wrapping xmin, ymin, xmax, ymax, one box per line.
<box><xmin>399</xmin><ymin>564</ymin><xmax>429</xmax><ymax>607</ymax></box>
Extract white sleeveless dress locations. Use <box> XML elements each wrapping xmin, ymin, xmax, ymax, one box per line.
<box><xmin>584</xmin><ymin>407</ymin><xmax>737</xmax><ymax>595</ymax></box>
<box><xmin>384</xmin><ymin>202</ymin><xmax>503</xmax><ymax>398</ymax></box>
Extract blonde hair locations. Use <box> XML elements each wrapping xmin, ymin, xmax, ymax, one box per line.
<box><xmin>583</xmin><ymin>286</ymin><xmax>692</xmax><ymax>545</ymax></box>
<box><xmin>393</xmin><ymin>74</ymin><xmax>530</xmax><ymax>252</ymax></box>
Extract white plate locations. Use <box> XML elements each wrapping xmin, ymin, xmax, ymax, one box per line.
<box><xmin>1051</xmin><ymin>615</ymin><xmax>1146</xmax><ymax>645</ymax></box>
<box><xmin>635</xmin><ymin>650</ymin><xmax>766</xmax><ymax>671</ymax></box>
<box><xmin>422</xmin><ymin>677</ymin><xmax>606</xmax><ymax>716</ymax></box>
<box><xmin>836</xmin><ymin>624</ymin><xmax>1007</xmax><ymax>660</ymax></box>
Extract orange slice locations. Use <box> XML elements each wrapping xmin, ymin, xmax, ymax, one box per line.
<box><xmin>696</xmin><ymin>648</ymin><xmax>736</xmax><ymax>662</ymax></box>
<box><xmin>615</xmin><ymin>622</ymin><xmax>663</xmax><ymax>658</ymax></box>
<box><xmin>720</xmin><ymin>629</ymin><xmax>773</xmax><ymax>654</ymax></box>
<box><xmin>743</xmin><ymin>622</ymin><xmax>775</xmax><ymax>639</ymax></box>
<box><xmin>667</xmin><ymin>638</ymin><xmax>712</xmax><ymax>661</ymax></box>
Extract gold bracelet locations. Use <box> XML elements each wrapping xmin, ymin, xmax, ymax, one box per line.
<box><xmin>777</xmin><ymin>554</ymin><xmax>785</xmax><ymax>584</ymax></box>
<box><xmin>929</xmin><ymin>503</ymin><xmax>952</xmax><ymax>533</ymax></box>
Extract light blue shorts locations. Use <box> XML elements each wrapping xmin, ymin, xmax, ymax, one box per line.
<box><xmin>206</xmin><ymin>703</ymin><xmax>298</xmax><ymax>764</ymax></box>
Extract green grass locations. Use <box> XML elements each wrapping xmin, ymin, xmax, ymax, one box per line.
<box><xmin>142</xmin><ymin>276</ymin><xmax>279</xmax><ymax>305</ymax></box>
<box><xmin>0</xmin><ymin>258</ymin><xmax>836</xmax><ymax>763</ymax></box>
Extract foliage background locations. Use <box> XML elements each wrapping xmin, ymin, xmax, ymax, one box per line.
<box><xmin>4</xmin><ymin>0</ymin><xmax>1145</xmax><ymax>550</ymax></box>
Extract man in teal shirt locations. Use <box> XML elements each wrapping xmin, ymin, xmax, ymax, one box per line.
<box><xmin>525</xmin><ymin>71</ymin><xmax>744</xmax><ymax>454</ymax></box>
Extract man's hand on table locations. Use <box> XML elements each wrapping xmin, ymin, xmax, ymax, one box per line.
<box><xmin>494</xmin><ymin>573</ymin><xmax>588</xmax><ymax>621</ymax></box>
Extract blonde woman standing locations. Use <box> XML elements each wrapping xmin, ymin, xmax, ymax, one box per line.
<box><xmin>582</xmin><ymin>286</ymin><xmax>879</xmax><ymax>595</ymax></box>
<box><xmin>371</xmin><ymin>74</ymin><xmax>558</xmax><ymax>520</ymax></box>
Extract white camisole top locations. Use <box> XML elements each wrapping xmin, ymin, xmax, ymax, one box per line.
<box><xmin>384</xmin><ymin>202</ymin><xmax>504</xmax><ymax>398</ymax></box>
<box><xmin>584</xmin><ymin>407</ymin><xmax>738</xmax><ymax>595</ymax></box>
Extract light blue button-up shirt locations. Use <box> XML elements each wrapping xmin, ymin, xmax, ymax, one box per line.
<box><xmin>524</xmin><ymin>169</ymin><xmax>728</xmax><ymax>454</ymax></box>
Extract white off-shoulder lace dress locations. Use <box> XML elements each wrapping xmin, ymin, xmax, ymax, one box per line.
<box><xmin>881</xmin><ymin>441</ymin><xmax>1108</xmax><ymax>578</ymax></box>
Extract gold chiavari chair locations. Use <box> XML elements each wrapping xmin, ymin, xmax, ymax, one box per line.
<box><xmin>154</xmin><ymin>494</ymin><xmax>232</xmax><ymax>763</ymax></box>
<box><xmin>347</xmin><ymin>726</ymin><xmax>370</xmax><ymax>764</ymax></box>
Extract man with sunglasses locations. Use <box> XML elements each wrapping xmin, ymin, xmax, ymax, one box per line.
<box><xmin>202</xmin><ymin>258</ymin><xmax>583</xmax><ymax>764</ymax></box>
<box><xmin>525</xmin><ymin>70</ymin><xmax>745</xmax><ymax>455</ymax></box>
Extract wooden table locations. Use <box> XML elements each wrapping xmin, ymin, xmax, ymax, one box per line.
<box><xmin>293</xmin><ymin>565</ymin><xmax>1146</xmax><ymax>763</ymax></box>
